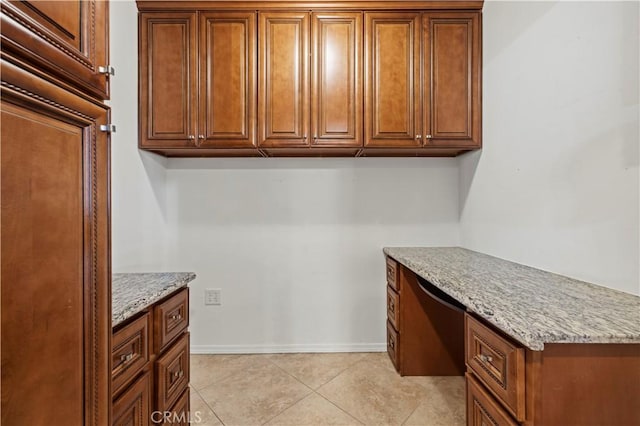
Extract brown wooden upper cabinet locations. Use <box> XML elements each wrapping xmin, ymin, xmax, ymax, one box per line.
<box><xmin>140</xmin><ymin>12</ymin><xmax>199</xmax><ymax>150</ymax></box>
<box><xmin>259</xmin><ymin>11</ymin><xmax>362</xmax><ymax>153</ymax></box>
<box><xmin>136</xmin><ymin>1</ymin><xmax>482</xmax><ymax>157</ymax></box>
<box><xmin>140</xmin><ymin>11</ymin><xmax>257</xmax><ymax>154</ymax></box>
<box><xmin>1</xmin><ymin>0</ymin><xmax>111</xmax><ymax>100</ymax></box>
<box><xmin>364</xmin><ymin>11</ymin><xmax>481</xmax><ymax>151</ymax></box>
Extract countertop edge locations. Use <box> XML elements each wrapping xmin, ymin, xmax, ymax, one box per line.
<box><xmin>383</xmin><ymin>247</ymin><xmax>639</xmax><ymax>351</ymax></box>
<box><xmin>112</xmin><ymin>272</ymin><xmax>196</xmax><ymax>328</ymax></box>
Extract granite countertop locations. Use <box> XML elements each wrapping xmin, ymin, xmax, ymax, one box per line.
<box><xmin>112</xmin><ymin>272</ymin><xmax>196</xmax><ymax>327</ymax></box>
<box><xmin>383</xmin><ymin>247</ymin><xmax>640</xmax><ymax>351</ymax></box>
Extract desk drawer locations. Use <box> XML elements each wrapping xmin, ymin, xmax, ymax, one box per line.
<box><xmin>386</xmin><ymin>321</ymin><xmax>399</xmax><ymax>369</ymax></box>
<box><xmin>387</xmin><ymin>286</ymin><xmax>400</xmax><ymax>330</ymax></box>
<box><xmin>156</xmin><ymin>332</ymin><xmax>190</xmax><ymax>412</ymax></box>
<box><xmin>112</xmin><ymin>313</ymin><xmax>151</xmax><ymax>394</ymax></box>
<box><xmin>154</xmin><ymin>288</ymin><xmax>189</xmax><ymax>353</ymax></box>
<box><xmin>465</xmin><ymin>314</ymin><xmax>525</xmax><ymax>421</ymax></box>
<box><xmin>386</xmin><ymin>257</ymin><xmax>398</xmax><ymax>291</ymax></box>
<box><xmin>466</xmin><ymin>373</ymin><xmax>517</xmax><ymax>426</ymax></box>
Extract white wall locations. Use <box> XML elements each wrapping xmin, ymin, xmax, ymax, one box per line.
<box><xmin>110</xmin><ymin>0</ymin><xmax>170</xmax><ymax>271</ymax></box>
<box><xmin>109</xmin><ymin>0</ymin><xmax>640</xmax><ymax>353</ymax></box>
<box><xmin>166</xmin><ymin>158</ymin><xmax>460</xmax><ymax>352</ymax></box>
<box><xmin>460</xmin><ymin>1</ymin><xmax>640</xmax><ymax>295</ymax></box>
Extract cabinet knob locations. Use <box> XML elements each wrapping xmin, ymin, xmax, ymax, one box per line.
<box><xmin>120</xmin><ymin>353</ymin><xmax>134</xmax><ymax>363</ymax></box>
<box><xmin>188</xmin><ymin>135</ymin><xmax>195</xmax><ymax>140</ymax></box>
<box><xmin>169</xmin><ymin>313</ymin><xmax>182</xmax><ymax>321</ymax></box>
<box><xmin>172</xmin><ymin>370</ymin><xmax>184</xmax><ymax>379</ymax></box>
<box><xmin>198</xmin><ymin>135</ymin><xmax>205</xmax><ymax>140</ymax></box>
<box><xmin>479</xmin><ymin>354</ymin><xmax>493</xmax><ymax>364</ymax></box>
<box><xmin>425</xmin><ymin>135</ymin><xmax>433</xmax><ymax>139</ymax></box>
<box><xmin>416</xmin><ymin>135</ymin><xmax>422</xmax><ymax>140</ymax></box>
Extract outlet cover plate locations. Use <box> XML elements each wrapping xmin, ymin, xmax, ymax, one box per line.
<box><xmin>205</xmin><ymin>288</ymin><xmax>221</xmax><ymax>306</ymax></box>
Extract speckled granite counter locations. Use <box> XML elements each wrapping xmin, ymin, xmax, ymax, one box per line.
<box><xmin>383</xmin><ymin>247</ymin><xmax>640</xmax><ymax>350</ymax></box>
<box><xmin>112</xmin><ymin>272</ymin><xmax>196</xmax><ymax>327</ymax></box>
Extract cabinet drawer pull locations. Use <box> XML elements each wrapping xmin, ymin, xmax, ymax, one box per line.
<box><xmin>479</xmin><ymin>354</ymin><xmax>493</xmax><ymax>363</ymax></box>
<box><xmin>388</xmin><ymin>299</ymin><xmax>395</xmax><ymax>313</ymax></box>
<box><xmin>172</xmin><ymin>370</ymin><xmax>184</xmax><ymax>379</ymax></box>
<box><xmin>169</xmin><ymin>313</ymin><xmax>182</xmax><ymax>321</ymax></box>
<box><xmin>188</xmin><ymin>135</ymin><xmax>195</xmax><ymax>140</ymax></box>
<box><xmin>120</xmin><ymin>353</ymin><xmax>134</xmax><ymax>363</ymax></box>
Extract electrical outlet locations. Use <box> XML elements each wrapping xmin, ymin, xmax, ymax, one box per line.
<box><xmin>205</xmin><ymin>288</ymin><xmax>221</xmax><ymax>306</ymax></box>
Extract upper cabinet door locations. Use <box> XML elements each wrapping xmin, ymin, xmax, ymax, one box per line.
<box><xmin>364</xmin><ymin>12</ymin><xmax>422</xmax><ymax>147</ymax></box>
<box><xmin>424</xmin><ymin>13</ymin><xmax>481</xmax><ymax>147</ymax></box>
<box><xmin>1</xmin><ymin>0</ymin><xmax>110</xmax><ymax>99</ymax></box>
<box><xmin>199</xmin><ymin>12</ymin><xmax>257</xmax><ymax>148</ymax></box>
<box><xmin>311</xmin><ymin>12</ymin><xmax>362</xmax><ymax>147</ymax></box>
<box><xmin>258</xmin><ymin>12</ymin><xmax>310</xmax><ymax>147</ymax></box>
<box><xmin>139</xmin><ymin>12</ymin><xmax>197</xmax><ymax>149</ymax></box>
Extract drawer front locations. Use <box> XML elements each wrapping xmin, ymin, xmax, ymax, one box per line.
<box><xmin>112</xmin><ymin>313</ymin><xmax>151</xmax><ymax>395</ymax></box>
<box><xmin>156</xmin><ymin>332</ymin><xmax>190</xmax><ymax>411</ymax></box>
<box><xmin>113</xmin><ymin>372</ymin><xmax>151</xmax><ymax>426</ymax></box>
<box><xmin>386</xmin><ymin>257</ymin><xmax>398</xmax><ymax>291</ymax></box>
<box><xmin>154</xmin><ymin>288</ymin><xmax>189</xmax><ymax>353</ymax></box>
<box><xmin>466</xmin><ymin>373</ymin><xmax>518</xmax><ymax>426</ymax></box>
<box><xmin>386</xmin><ymin>321</ymin><xmax>399</xmax><ymax>370</ymax></box>
<box><xmin>158</xmin><ymin>388</ymin><xmax>190</xmax><ymax>426</ymax></box>
<box><xmin>465</xmin><ymin>314</ymin><xmax>525</xmax><ymax>421</ymax></box>
<box><xmin>387</xmin><ymin>285</ymin><xmax>400</xmax><ymax>330</ymax></box>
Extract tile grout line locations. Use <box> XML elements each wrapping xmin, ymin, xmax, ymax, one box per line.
<box><xmin>191</xmin><ymin>386</ymin><xmax>227</xmax><ymax>426</ymax></box>
<box><xmin>312</xmin><ymin>389</ymin><xmax>366</xmax><ymax>425</ymax></box>
<box><xmin>261</xmin><ymin>355</ymin><xmax>366</xmax><ymax>425</ymax></box>
<box><xmin>258</xmin><ymin>356</ymin><xmax>317</xmax><ymax>425</ymax></box>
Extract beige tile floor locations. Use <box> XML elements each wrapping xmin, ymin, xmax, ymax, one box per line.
<box><xmin>189</xmin><ymin>352</ymin><xmax>465</xmax><ymax>426</ymax></box>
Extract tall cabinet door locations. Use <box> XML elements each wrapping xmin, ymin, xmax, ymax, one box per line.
<box><xmin>1</xmin><ymin>58</ymin><xmax>110</xmax><ymax>426</ymax></box>
<box><xmin>139</xmin><ymin>13</ymin><xmax>197</xmax><ymax>149</ymax></box>
<box><xmin>364</xmin><ymin>12</ymin><xmax>422</xmax><ymax>147</ymax></box>
<box><xmin>0</xmin><ymin>0</ymin><xmax>110</xmax><ymax>99</ymax></box>
<box><xmin>258</xmin><ymin>12</ymin><xmax>310</xmax><ymax>147</ymax></box>
<box><xmin>200</xmin><ymin>12</ymin><xmax>257</xmax><ymax>148</ymax></box>
<box><xmin>423</xmin><ymin>13</ymin><xmax>481</xmax><ymax>147</ymax></box>
<box><xmin>311</xmin><ymin>12</ymin><xmax>362</xmax><ymax>147</ymax></box>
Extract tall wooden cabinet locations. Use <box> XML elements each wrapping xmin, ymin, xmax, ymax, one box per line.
<box><xmin>1</xmin><ymin>1</ymin><xmax>112</xmax><ymax>424</ymax></box>
<box><xmin>137</xmin><ymin>1</ymin><xmax>483</xmax><ymax>157</ymax></box>
<box><xmin>1</xmin><ymin>0</ymin><xmax>112</xmax><ymax>99</ymax></box>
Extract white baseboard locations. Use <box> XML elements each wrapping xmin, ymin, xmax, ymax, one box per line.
<box><xmin>190</xmin><ymin>343</ymin><xmax>386</xmax><ymax>354</ymax></box>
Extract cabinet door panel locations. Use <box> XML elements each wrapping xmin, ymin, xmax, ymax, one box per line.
<box><xmin>311</xmin><ymin>12</ymin><xmax>362</xmax><ymax>147</ymax></box>
<box><xmin>200</xmin><ymin>12</ymin><xmax>257</xmax><ymax>148</ymax></box>
<box><xmin>259</xmin><ymin>12</ymin><xmax>309</xmax><ymax>147</ymax></box>
<box><xmin>424</xmin><ymin>13</ymin><xmax>480</xmax><ymax>147</ymax></box>
<box><xmin>1</xmin><ymin>0</ymin><xmax>109</xmax><ymax>99</ymax></box>
<box><xmin>365</xmin><ymin>12</ymin><xmax>421</xmax><ymax>147</ymax></box>
<box><xmin>139</xmin><ymin>13</ymin><xmax>197</xmax><ymax>148</ymax></box>
<box><xmin>1</xmin><ymin>58</ymin><xmax>110</xmax><ymax>426</ymax></box>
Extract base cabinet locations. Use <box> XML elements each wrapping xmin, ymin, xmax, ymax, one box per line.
<box><xmin>113</xmin><ymin>373</ymin><xmax>152</xmax><ymax>426</ymax></box>
<box><xmin>112</xmin><ymin>288</ymin><xmax>190</xmax><ymax>425</ymax></box>
<box><xmin>384</xmin><ymin>256</ymin><xmax>640</xmax><ymax>425</ymax></box>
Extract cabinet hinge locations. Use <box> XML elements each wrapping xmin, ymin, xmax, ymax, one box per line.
<box><xmin>98</xmin><ymin>65</ymin><xmax>115</xmax><ymax>76</ymax></box>
<box><xmin>99</xmin><ymin>124</ymin><xmax>116</xmax><ymax>133</ymax></box>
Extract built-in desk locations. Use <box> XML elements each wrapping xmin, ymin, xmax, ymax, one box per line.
<box><xmin>383</xmin><ymin>247</ymin><xmax>640</xmax><ymax>426</ymax></box>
